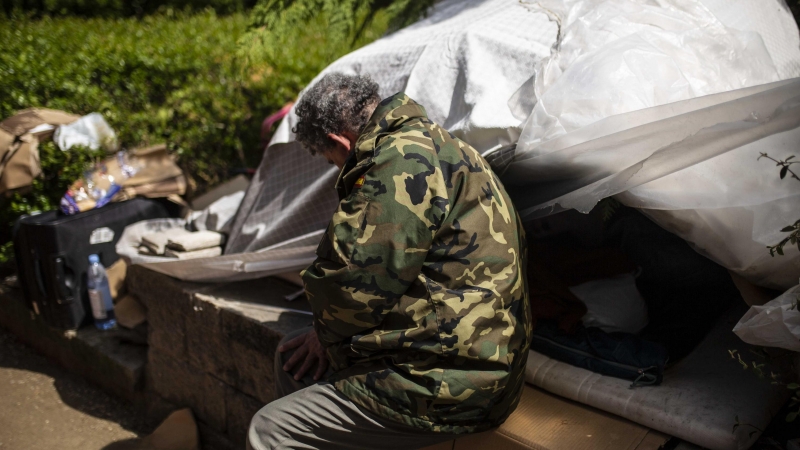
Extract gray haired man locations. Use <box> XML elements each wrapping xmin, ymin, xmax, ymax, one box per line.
<box><xmin>248</xmin><ymin>73</ymin><xmax>531</xmax><ymax>450</ymax></box>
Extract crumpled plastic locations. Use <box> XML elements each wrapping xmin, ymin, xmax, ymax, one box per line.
<box><xmin>60</xmin><ymin>151</ymin><xmax>143</xmax><ymax>214</ymax></box>
<box><xmin>53</xmin><ymin>112</ymin><xmax>118</xmax><ymax>152</ymax></box>
<box><xmin>516</xmin><ymin>0</ymin><xmax>780</xmax><ymax>151</ymax></box>
<box><xmin>733</xmin><ymin>285</ymin><xmax>800</xmax><ymax>352</ymax></box>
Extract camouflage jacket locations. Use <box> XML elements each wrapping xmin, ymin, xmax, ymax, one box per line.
<box><xmin>301</xmin><ymin>93</ymin><xmax>531</xmax><ymax>434</ymax></box>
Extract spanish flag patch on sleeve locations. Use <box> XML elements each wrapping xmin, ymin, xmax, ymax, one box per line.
<box><xmin>354</xmin><ymin>175</ymin><xmax>365</xmax><ymax>189</ymax></box>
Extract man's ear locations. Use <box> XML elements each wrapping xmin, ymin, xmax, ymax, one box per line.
<box><xmin>327</xmin><ymin>133</ymin><xmax>351</xmax><ymax>152</ymax></box>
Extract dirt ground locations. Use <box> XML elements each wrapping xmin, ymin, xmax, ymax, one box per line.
<box><xmin>0</xmin><ymin>325</ymin><xmax>151</xmax><ymax>450</ymax></box>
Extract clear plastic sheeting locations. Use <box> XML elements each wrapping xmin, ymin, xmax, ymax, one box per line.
<box><xmin>506</xmin><ymin>78</ymin><xmax>800</xmax><ymax>289</ymax></box>
<box><xmin>515</xmin><ymin>0</ymin><xmax>781</xmax><ymax>148</ymax></box>
<box><xmin>506</xmin><ymin>0</ymin><xmax>800</xmax><ymax>289</ymax></box>
<box><xmin>505</xmin><ymin>79</ymin><xmax>800</xmax><ymax>214</ymax></box>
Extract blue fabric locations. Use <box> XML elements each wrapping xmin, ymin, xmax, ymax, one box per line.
<box><xmin>531</xmin><ymin>320</ymin><xmax>668</xmax><ymax>386</ymax></box>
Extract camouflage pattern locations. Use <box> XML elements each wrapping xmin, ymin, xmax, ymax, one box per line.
<box><xmin>301</xmin><ymin>93</ymin><xmax>531</xmax><ymax>434</ymax></box>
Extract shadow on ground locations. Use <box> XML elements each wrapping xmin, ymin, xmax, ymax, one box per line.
<box><xmin>0</xmin><ymin>324</ymin><xmax>152</xmax><ymax>448</ymax></box>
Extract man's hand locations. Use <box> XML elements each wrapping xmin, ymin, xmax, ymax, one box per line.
<box><xmin>278</xmin><ymin>329</ymin><xmax>329</xmax><ymax>381</ymax></box>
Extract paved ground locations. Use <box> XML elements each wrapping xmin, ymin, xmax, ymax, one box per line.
<box><xmin>0</xmin><ymin>325</ymin><xmax>151</xmax><ymax>450</ymax></box>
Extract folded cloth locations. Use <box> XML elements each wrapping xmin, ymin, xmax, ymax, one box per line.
<box><xmin>166</xmin><ymin>230</ymin><xmax>225</xmax><ymax>252</ymax></box>
<box><xmin>142</xmin><ymin>227</ymin><xmax>191</xmax><ymax>255</ymax></box>
<box><xmin>164</xmin><ymin>246</ymin><xmax>222</xmax><ymax>260</ymax></box>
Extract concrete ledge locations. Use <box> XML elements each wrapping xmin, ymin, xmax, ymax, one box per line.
<box><xmin>0</xmin><ymin>284</ymin><xmax>146</xmax><ymax>404</ymax></box>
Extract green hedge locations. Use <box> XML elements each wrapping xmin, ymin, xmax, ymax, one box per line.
<box><xmin>0</xmin><ymin>10</ymin><xmax>387</xmax><ymax>261</ymax></box>
<box><xmin>2</xmin><ymin>0</ymin><xmax>257</xmax><ymax>17</ymax></box>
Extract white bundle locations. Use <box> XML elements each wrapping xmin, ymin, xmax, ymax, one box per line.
<box><xmin>167</xmin><ymin>230</ymin><xmax>226</xmax><ymax>252</ymax></box>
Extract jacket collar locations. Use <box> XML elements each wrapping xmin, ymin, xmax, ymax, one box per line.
<box><xmin>353</xmin><ymin>92</ymin><xmax>427</xmax><ymax>158</ymax></box>
<box><xmin>334</xmin><ymin>93</ymin><xmax>428</xmax><ymax>196</ymax></box>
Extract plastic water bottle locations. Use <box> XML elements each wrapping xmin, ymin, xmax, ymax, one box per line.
<box><xmin>87</xmin><ymin>254</ymin><xmax>117</xmax><ymax>330</ymax></box>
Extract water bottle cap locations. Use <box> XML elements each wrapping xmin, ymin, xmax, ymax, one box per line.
<box><xmin>88</xmin><ymin>254</ymin><xmax>99</xmax><ymax>264</ymax></box>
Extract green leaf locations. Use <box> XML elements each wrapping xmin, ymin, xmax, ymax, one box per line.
<box><xmin>782</xmin><ymin>226</ymin><xmax>797</xmax><ymax>232</ymax></box>
<box><xmin>788</xmin><ymin>383</ymin><xmax>800</xmax><ymax>390</ymax></box>
<box><xmin>787</xmin><ymin>412</ymin><xmax>798</xmax><ymax>422</ymax></box>
<box><xmin>777</xmin><ymin>246</ymin><xmax>785</xmax><ymax>256</ymax></box>
<box><xmin>787</xmin><ymin>155</ymin><xmax>796</xmax><ymax>161</ymax></box>
<box><xmin>781</xmin><ymin>166</ymin><xmax>788</xmax><ymax>179</ymax></box>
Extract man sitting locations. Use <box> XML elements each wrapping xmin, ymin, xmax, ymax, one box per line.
<box><xmin>248</xmin><ymin>73</ymin><xmax>531</xmax><ymax>450</ymax></box>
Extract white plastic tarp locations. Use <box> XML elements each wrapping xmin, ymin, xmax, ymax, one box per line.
<box><xmin>224</xmin><ymin>0</ymin><xmax>560</xmax><ymax>256</ymax></box>
<box><xmin>268</xmin><ymin>0</ymin><xmax>559</xmax><ymax>155</ymax></box>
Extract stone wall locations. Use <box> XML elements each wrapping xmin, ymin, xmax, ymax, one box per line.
<box><xmin>127</xmin><ymin>265</ymin><xmax>311</xmax><ymax>449</ymax></box>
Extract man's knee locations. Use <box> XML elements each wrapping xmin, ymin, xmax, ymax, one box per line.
<box><xmin>248</xmin><ymin>403</ymin><xmax>289</xmax><ymax>450</ymax></box>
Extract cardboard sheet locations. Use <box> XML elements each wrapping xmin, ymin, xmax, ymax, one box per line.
<box><xmin>422</xmin><ymin>385</ymin><xmax>668</xmax><ymax>450</ymax></box>
<box><xmin>114</xmin><ymin>294</ymin><xmax>147</xmax><ymax>329</ymax></box>
<box><xmin>106</xmin><ymin>258</ymin><xmax>127</xmax><ymax>300</ymax></box>
<box><xmin>108</xmin><ymin>408</ymin><xmax>198</xmax><ymax>450</ymax></box>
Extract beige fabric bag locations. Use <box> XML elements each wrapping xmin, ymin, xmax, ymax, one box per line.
<box><xmin>0</xmin><ymin>108</ymin><xmax>80</xmax><ymax>195</ymax></box>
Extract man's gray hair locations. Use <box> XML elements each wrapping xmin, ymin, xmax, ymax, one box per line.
<box><xmin>293</xmin><ymin>73</ymin><xmax>381</xmax><ymax>155</ymax></box>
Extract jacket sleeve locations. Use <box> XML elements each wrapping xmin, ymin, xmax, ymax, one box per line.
<box><xmin>301</xmin><ymin>156</ymin><xmax>442</xmax><ymax>349</ymax></box>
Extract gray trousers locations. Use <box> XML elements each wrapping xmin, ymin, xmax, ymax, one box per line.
<box><xmin>247</xmin><ymin>327</ymin><xmax>457</xmax><ymax>450</ymax></box>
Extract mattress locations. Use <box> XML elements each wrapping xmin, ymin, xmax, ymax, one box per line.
<box><xmin>524</xmin><ymin>304</ymin><xmax>791</xmax><ymax>450</ymax></box>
